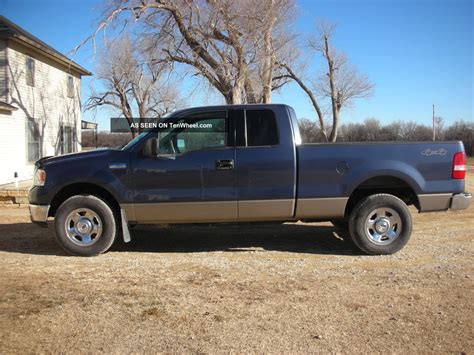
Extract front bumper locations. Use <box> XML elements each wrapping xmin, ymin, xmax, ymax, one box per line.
<box><xmin>450</xmin><ymin>192</ymin><xmax>471</xmax><ymax>211</ymax></box>
<box><xmin>29</xmin><ymin>204</ymin><xmax>50</xmax><ymax>226</ymax></box>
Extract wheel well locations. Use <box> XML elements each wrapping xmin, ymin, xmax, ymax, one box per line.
<box><xmin>344</xmin><ymin>176</ymin><xmax>419</xmax><ymax>218</ymax></box>
<box><xmin>49</xmin><ymin>183</ymin><xmax>120</xmax><ymax>217</ymax></box>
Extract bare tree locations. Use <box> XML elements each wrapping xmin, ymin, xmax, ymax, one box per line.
<box><xmin>278</xmin><ymin>62</ymin><xmax>328</xmax><ymax>141</ymax></box>
<box><xmin>379</xmin><ymin>121</ymin><xmax>402</xmax><ymax>141</ymax></box>
<box><xmin>310</xmin><ymin>23</ymin><xmax>374</xmax><ymax>141</ymax></box>
<box><xmin>363</xmin><ymin>118</ymin><xmax>381</xmax><ymax>141</ymax></box>
<box><xmin>331</xmin><ymin>118</ymin><xmax>473</xmax><ymax>153</ymax></box>
<box><xmin>86</xmin><ymin>0</ymin><xmax>296</xmax><ymax>105</ymax></box>
<box><xmin>279</xmin><ymin>22</ymin><xmax>374</xmax><ymax>142</ymax></box>
<box><xmin>434</xmin><ymin>116</ymin><xmax>444</xmax><ymax>140</ymax></box>
<box><xmin>85</xmin><ymin>35</ymin><xmax>180</xmax><ymax>135</ymax></box>
<box><xmin>445</xmin><ymin>120</ymin><xmax>474</xmax><ymax>156</ymax></box>
<box><xmin>298</xmin><ymin>118</ymin><xmax>327</xmax><ymax>143</ymax></box>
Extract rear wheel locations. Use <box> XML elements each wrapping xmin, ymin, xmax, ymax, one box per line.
<box><xmin>348</xmin><ymin>193</ymin><xmax>412</xmax><ymax>255</ymax></box>
<box><xmin>54</xmin><ymin>195</ymin><xmax>118</xmax><ymax>256</ymax></box>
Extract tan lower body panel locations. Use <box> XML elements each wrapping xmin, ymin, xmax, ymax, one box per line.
<box><xmin>238</xmin><ymin>199</ymin><xmax>295</xmax><ymax>221</ymax></box>
<box><xmin>123</xmin><ymin>197</ymin><xmax>348</xmax><ymax>224</ymax></box>
<box><xmin>123</xmin><ymin>199</ymin><xmax>296</xmax><ymax>223</ymax></box>
<box><xmin>417</xmin><ymin>193</ymin><xmax>452</xmax><ymax>212</ymax></box>
<box><xmin>123</xmin><ymin>201</ymin><xmax>237</xmax><ymax>224</ymax></box>
<box><xmin>295</xmin><ymin>197</ymin><xmax>348</xmax><ymax>219</ymax></box>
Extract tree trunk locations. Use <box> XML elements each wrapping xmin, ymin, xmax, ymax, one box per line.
<box><xmin>138</xmin><ymin>102</ymin><xmax>146</xmax><ymax>133</ymax></box>
<box><xmin>324</xmin><ymin>34</ymin><xmax>339</xmax><ymax>142</ymax></box>
<box><xmin>328</xmin><ymin>109</ymin><xmax>339</xmax><ymax>142</ymax></box>
<box><xmin>244</xmin><ymin>77</ymin><xmax>257</xmax><ymax>104</ymax></box>
<box><xmin>261</xmin><ymin>8</ymin><xmax>276</xmax><ymax>104</ymax></box>
<box><xmin>279</xmin><ymin>63</ymin><xmax>328</xmax><ymax>142</ymax></box>
<box><xmin>231</xmin><ymin>78</ymin><xmax>244</xmax><ymax>104</ymax></box>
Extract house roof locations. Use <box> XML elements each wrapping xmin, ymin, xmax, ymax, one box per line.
<box><xmin>0</xmin><ymin>16</ymin><xmax>92</xmax><ymax>76</ymax></box>
<box><xmin>81</xmin><ymin>120</ymin><xmax>98</xmax><ymax>129</ymax></box>
<box><xmin>0</xmin><ymin>101</ymin><xmax>18</xmax><ymax>111</ymax></box>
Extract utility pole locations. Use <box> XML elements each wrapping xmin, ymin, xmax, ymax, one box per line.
<box><xmin>432</xmin><ymin>104</ymin><xmax>436</xmax><ymax>141</ymax></box>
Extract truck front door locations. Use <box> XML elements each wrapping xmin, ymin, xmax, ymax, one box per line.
<box><xmin>130</xmin><ymin>110</ymin><xmax>237</xmax><ymax>223</ymax></box>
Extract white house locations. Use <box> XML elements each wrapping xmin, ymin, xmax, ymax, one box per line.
<box><xmin>0</xmin><ymin>16</ymin><xmax>91</xmax><ymax>184</ymax></box>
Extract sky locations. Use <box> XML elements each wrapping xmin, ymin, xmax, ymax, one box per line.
<box><xmin>0</xmin><ymin>0</ymin><xmax>472</xmax><ymax>131</ymax></box>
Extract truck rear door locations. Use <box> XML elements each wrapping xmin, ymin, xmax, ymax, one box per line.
<box><xmin>234</xmin><ymin>106</ymin><xmax>297</xmax><ymax>220</ymax></box>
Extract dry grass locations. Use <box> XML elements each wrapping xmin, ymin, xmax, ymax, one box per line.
<box><xmin>0</xmin><ymin>176</ymin><xmax>473</xmax><ymax>353</ymax></box>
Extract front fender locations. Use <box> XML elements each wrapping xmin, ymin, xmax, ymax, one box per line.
<box><xmin>29</xmin><ymin>150</ymin><xmax>132</xmax><ymax>205</ymax></box>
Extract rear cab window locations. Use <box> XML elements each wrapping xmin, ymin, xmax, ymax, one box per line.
<box><xmin>238</xmin><ymin>109</ymin><xmax>279</xmax><ymax>147</ymax></box>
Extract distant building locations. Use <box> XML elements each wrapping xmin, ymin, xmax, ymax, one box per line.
<box><xmin>0</xmin><ymin>16</ymin><xmax>91</xmax><ymax>184</ymax></box>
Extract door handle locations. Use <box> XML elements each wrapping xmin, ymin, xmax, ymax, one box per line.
<box><xmin>216</xmin><ymin>159</ymin><xmax>234</xmax><ymax>170</ymax></box>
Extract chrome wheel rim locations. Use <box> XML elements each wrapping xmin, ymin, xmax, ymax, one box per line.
<box><xmin>364</xmin><ymin>207</ymin><xmax>402</xmax><ymax>245</ymax></box>
<box><xmin>65</xmin><ymin>208</ymin><xmax>102</xmax><ymax>246</ymax></box>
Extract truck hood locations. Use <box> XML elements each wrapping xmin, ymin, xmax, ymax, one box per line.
<box><xmin>35</xmin><ymin>148</ymin><xmax>115</xmax><ymax>168</ymax></box>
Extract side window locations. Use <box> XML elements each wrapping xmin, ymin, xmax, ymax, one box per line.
<box><xmin>67</xmin><ymin>76</ymin><xmax>74</xmax><ymax>98</ymax></box>
<box><xmin>245</xmin><ymin>109</ymin><xmax>279</xmax><ymax>146</ymax></box>
<box><xmin>60</xmin><ymin>125</ymin><xmax>73</xmax><ymax>154</ymax></box>
<box><xmin>27</xmin><ymin>118</ymin><xmax>40</xmax><ymax>162</ymax></box>
<box><xmin>159</xmin><ymin>112</ymin><xmax>227</xmax><ymax>154</ymax></box>
<box><xmin>26</xmin><ymin>57</ymin><xmax>35</xmax><ymax>86</ymax></box>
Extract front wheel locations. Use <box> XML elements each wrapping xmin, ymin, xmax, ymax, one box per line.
<box><xmin>54</xmin><ymin>195</ymin><xmax>118</xmax><ymax>256</ymax></box>
<box><xmin>348</xmin><ymin>193</ymin><xmax>412</xmax><ymax>255</ymax></box>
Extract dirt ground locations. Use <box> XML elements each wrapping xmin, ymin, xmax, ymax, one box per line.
<box><xmin>1</xmin><ymin>176</ymin><xmax>473</xmax><ymax>353</ymax></box>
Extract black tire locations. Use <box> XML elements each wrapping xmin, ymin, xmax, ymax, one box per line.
<box><xmin>54</xmin><ymin>195</ymin><xmax>118</xmax><ymax>256</ymax></box>
<box><xmin>348</xmin><ymin>193</ymin><xmax>412</xmax><ymax>255</ymax></box>
<box><xmin>330</xmin><ymin>219</ymin><xmax>349</xmax><ymax>230</ymax></box>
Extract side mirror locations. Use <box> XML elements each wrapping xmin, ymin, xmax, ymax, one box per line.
<box><xmin>143</xmin><ymin>138</ymin><xmax>159</xmax><ymax>157</ymax></box>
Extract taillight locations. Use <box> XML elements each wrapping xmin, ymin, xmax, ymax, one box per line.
<box><xmin>452</xmin><ymin>152</ymin><xmax>466</xmax><ymax>179</ymax></box>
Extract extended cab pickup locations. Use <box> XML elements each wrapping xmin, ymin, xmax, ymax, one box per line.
<box><xmin>29</xmin><ymin>104</ymin><xmax>471</xmax><ymax>256</ymax></box>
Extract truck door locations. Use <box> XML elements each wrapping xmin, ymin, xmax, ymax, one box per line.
<box><xmin>235</xmin><ymin>106</ymin><xmax>297</xmax><ymax>221</ymax></box>
<box><xmin>130</xmin><ymin>110</ymin><xmax>237</xmax><ymax>223</ymax></box>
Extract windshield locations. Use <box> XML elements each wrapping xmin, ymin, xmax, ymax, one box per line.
<box><xmin>121</xmin><ymin>131</ymin><xmax>149</xmax><ymax>151</ymax></box>
<box><xmin>120</xmin><ymin>112</ymin><xmax>177</xmax><ymax>151</ymax></box>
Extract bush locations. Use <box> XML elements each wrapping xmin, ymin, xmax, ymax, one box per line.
<box><xmin>444</xmin><ymin>121</ymin><xmax>474</xmax><ymax>156</ymax></box>
<box><xmin>82</xmin><ymin>132</ymin><xmax>133</xmax><ymax>148</ymax></box>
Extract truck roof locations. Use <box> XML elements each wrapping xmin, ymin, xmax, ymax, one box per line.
<box><xmin>169</xmin><ymin>103</ymin><xmax>292</xmax><ymax>117</ymax></box>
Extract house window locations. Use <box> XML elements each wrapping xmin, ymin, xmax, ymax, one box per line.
<box><xmin>26</xmin><ymin>57</ymin><xmax>35</xmax><ymax>86</ymax></box>
<box><xmin>60</xmin><ymin>125</ymin><xmax>73</xmax><ymax>154</ymax></box>
<box><xmin>27</xmin><ymin>119</ymin><xmax>40</xmax><ymax>163</ymax></box>
<box><xmin>67</xmin><ymin>75</ymin><xmax>74</xmax><ymax>98</ymax></box>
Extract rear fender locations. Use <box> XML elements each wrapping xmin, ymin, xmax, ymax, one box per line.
<box><xmin>342</xmin><ymin>160</ymin><xmax>424</xmax><ymax>196</ymax></box>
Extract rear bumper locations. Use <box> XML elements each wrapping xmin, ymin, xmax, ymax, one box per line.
<box><xmin>450</xmin><ymin>192</ymin><xmax>471</xmax><ymax>211</ymax></box>
<box><xmin>29</xmin><ymin>204</ymin><xmax>50</xmax><ymax>226</ymax></box>
<box><xmin>418</xmin><ymin>192</ymin><xmax>471</xmax><ymax>212</ymax></box>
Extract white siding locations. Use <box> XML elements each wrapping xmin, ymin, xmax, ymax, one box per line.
<box><xmin>0</xmin><ymin>40</ymin><xmax>83</xmax><ymax>184</ymax></box>
<box><xmin>0</xmin><ymin>39</ymin><xmax>6</xmax><ymax>101</ymax></box>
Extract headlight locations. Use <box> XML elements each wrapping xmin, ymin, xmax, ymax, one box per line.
<box><xmin>33</xmin><ymin>168</ymin><xmax>46</xmax><ymax>186</ymax></box>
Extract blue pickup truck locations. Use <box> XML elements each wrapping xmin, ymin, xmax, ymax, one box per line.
<box><xmin>29</xmin><ymin>104</ymin><xmax>471</xmax><ymax>256</ymax></box>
